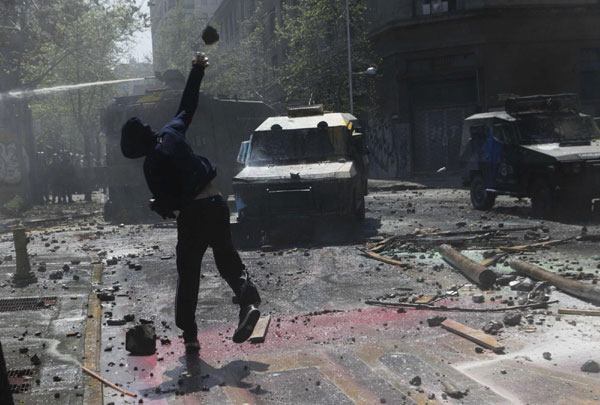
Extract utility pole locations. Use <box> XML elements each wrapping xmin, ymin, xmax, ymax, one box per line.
<box><xmin>345</xmin><ymin>0</ymin><xmax>353</xmax><ymax>114</ymax></box>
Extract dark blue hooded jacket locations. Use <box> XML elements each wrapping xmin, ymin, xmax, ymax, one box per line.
<box><xmin>143</xmin><ymin>65</ymin><xmax>216</xmax><ymax>212</ymax></box>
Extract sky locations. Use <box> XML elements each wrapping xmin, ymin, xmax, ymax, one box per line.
<box><xmin>125</xmin><ymin>0</ymin><xmax>153</xmax><ymax>62</ymax></box>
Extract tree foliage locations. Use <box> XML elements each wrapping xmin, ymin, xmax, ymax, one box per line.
<box><xmin>152</xmin><ymin>3</ymin><xmax>203</xmax><ymax>74</ymax></box>
<box><xmin>1</xmin><ymin>0</ymin><xmax>148</xmax><ymax>159</ymax></box>
<box><xmin>276</xmin><ymin>0</ymin><xmax>377</xmax><ymax>113</ymax></box>
<box><xmin>148</xmin><ymin>0</ymin><xmax>377</xmax><ymax>113</ymax></box>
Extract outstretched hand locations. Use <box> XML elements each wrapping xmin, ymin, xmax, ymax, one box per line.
<box><xmin>193</xmin><ymin>52</ymin><xmax>209</xmax><ymax>68</ymax></box>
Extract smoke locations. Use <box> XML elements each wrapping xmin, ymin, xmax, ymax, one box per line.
<box><xmin>0</xmin><ymin>78</ymin><xmax>147</xmax><ymax>101</ymax></box>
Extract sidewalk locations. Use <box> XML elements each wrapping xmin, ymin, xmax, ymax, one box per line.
<box><xmin>0</xmin><ymin>219</ymin><xmax>102</xmax><ymax>404</ymax></box>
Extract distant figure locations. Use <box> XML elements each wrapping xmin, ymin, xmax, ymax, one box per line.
<box><xmin>120</xmin><ymin>53</ymin><xmax>261</xmax><ymax>352</ymax></box>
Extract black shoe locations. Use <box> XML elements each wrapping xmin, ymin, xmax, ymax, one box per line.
<box><xmin>232</xmin><ymin>305</ymin><xmax>260</xmax><ymax>344</ymax></box>
<box><xmin>183</xmin><ymin>331</ymin><xmax>200</xmax><ymax>353</ymax></box>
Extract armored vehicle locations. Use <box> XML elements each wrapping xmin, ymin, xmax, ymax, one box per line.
<box><xmin>101</xmin><ymin>73</ymin><xmax>274</xmax><ymax>223</ymax></box>
<box><xmin>461</xmin><ymin>94</ymin><xmax>600</xmax><ymax>218</ymax></box>
<box><xmin>232</xmin><ymin>105</ymin><xmax>369</xmax><ymax>223</ymax></box>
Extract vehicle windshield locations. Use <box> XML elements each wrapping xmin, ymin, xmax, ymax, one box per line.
<box><xmin>247</xmin><ymin>127</ymin><xmax>350</xmax><ymax>165</ymax></box>
<box><xmin>517</xmin><ymin>114</ymin><xmax>600</xmax><ymax>144</ymax></box>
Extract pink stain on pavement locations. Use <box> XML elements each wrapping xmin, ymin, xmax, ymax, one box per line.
<box><xmin>121</xmin><ymin>305</ymin><xmax>431</xmax><ymax>400</ymax></box>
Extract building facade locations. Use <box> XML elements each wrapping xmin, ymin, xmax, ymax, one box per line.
<box><xmin>211</xmin><ymin>0</ymin><xmax>285</xmax><ymax>69</ymax></box>
<box><xmin>367</xmin><ymin>0</ymin><xmax>600</xmax><ymax>177</ymax></box>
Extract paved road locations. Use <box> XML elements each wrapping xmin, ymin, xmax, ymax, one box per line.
<box><xmin>2</xmin><ymin>187</ymin><xmax>600</xmax><ymax>404</ymax></box>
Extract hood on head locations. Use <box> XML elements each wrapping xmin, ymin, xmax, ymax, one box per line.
<box><xmin>121</xmin><ymin>117</ymin><xmax>157</xmax><ymax>159</ymax></box>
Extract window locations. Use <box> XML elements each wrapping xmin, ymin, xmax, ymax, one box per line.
<box><xmin>494</xmin><ymin>124</ymin><xmax>518</xmax><ymax>144</ymax></box>
<box><xmin>420</xmin><ymin>0</ymin><xmax>456</xmax><ymax>15</ymax></box>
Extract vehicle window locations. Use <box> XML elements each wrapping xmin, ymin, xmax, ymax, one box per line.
<box><xmin>517</xmin><ymin>114</ymin><xmax>600</xmax><ymax>144</ymax></box>
<box><xmin>469</xmin><ymin>125</ymin><xmax>487</xmax><ymax>151</ymax></box>
<box><xmin>493</xmin><ymin>124</ymin><xmax>518</xmax><ymax>144</ymax></box>
<box><xmin>247</xmin><ymin>127</ymin><xmax>350</xmax><ymax>165</ymax></box>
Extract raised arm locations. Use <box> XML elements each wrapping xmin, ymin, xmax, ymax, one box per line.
<box><xmin>176</xmin><ymin>53</ymin><xmax>209</xmax><ymax>131</ymax></box>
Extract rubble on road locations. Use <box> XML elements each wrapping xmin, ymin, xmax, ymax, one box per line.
<box><xmin>581</xmin><ymin>360</ymin><xmax>600</xmax><ymax>373</ymax></box>
<box><xmin>126</xmin><ymin>324</ymin><xmax>157</xmax><ymax>356</ymax></box>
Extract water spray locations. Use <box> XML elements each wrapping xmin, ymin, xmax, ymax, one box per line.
<box><xmin>0</xmin><ymin>77</ymin><xmax>148</xmax><ymax>101</ymax></box>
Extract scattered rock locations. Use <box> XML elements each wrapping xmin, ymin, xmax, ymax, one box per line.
<box><xmin>409</xmin><ymin>376</ymin><xmax>421</xmax><ymax>386</ymax></box>
<box><xmin>543</xmin><ymin>352</ymin><xmax>552</xmax><ymax>360</ymax></box>
<box><xmin>472</xmin><ymin>294</ymin><xmax>484</xmax><ymax>303</ymax></box>
<box><xmin>581</xmin><ymin>360</ymin><xmax>599</xmax><ymax>373</ymax></box>
<box><xmin>62</xmin><ymin>264</ymin><xmax>70</xmax><ymax>272</ymax></box>
<box><xmin>49</xmin><ymin>271</ymin><xmax>63</xmax><ymax>280</ymax></box>
<box><xmin>30</xmin><ymin>354</ymin><xmax>41</xmax><ymax>365</ymax></box>
<box><xmin>503</xmin><ymin>313</ymin><xmax>521</xmax><ymax>326</ymax></box>
<box><xmin>37</xmin><ymin>265</ymin><xmax>46</xmax><ymax>273</ymax></box>
<box><xmin>126</xmin><ymin>324</ymin><xmax>156</xmax><ymax>355</ymax></box>
<box><xmin>475</xmin><ymin>347</ymin><xmax>484</xmax><ymax>354</ymax></box>
<box><xmin>124</xmin><ymin>314</ymin><xmax>135</xmax><ymax>322</ymax></box>
<box><xmin>495</xmin><ymin>274</ymin><xmax>516</xmax><ymax>286</ymax></box>
<box><xmin>482</xmin><ymin>321</ymin><xmax>503</xmax><ymax>335</ymax></box>
<box><xmin>97</xmin><ymin>292</ymin><xmax>115</xmax><ymax>302</ymax></box>
<box><xmin>107</xmin><ymin>319</ymin><xmax>126</xmax><ymax>326</ymax></box>
<box><xmin>426</xmin><ymin>315</ymin><xmax>447</xmax><ymax>327</ymax></box>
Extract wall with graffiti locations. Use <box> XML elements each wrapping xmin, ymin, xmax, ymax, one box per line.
<box><xmin>0</xmin><ymin>142</ymin><xmax>26</xmax><ymax>185</ymax></box>
<box><xmin>366</xmin><ymin>117</ymin><xmax>411</xmax><ymax>178</ymax></box>
<box><xmin>0</xmin><ymin>112</ymin><xmax>29</xmax><ymax>207</ymax></box>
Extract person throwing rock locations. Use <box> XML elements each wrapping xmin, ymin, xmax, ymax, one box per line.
<box><xmin>120</xmin><ymin>52</ymin><xmax>261</xmax><ymax>352</ymax></box>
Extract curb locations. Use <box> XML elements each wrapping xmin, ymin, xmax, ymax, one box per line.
<box><xmin>83</xmin><ymin>261</ymin><xmax>104</xmax><ymax>404</ymax></box>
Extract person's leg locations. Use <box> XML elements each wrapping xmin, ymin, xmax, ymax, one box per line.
<box><xmin>208</xmin><ymin>196</ymin><xmax>260</xmax><ymax>305</ymax></box>
<box><xmin>206</xmin><ymin>196</ymin><xmax>261</xmax><ymax>343</ymax></box>
<box><xmin>175</xmin><ymin>206</ymin><xmax>207</xmax><ymax>350</ymax></box>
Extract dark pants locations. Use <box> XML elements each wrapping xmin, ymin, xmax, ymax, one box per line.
<box><xmin>175</xmin><ymin>195</ymin><xmax>259</xmax><ymax>335</ymax></box>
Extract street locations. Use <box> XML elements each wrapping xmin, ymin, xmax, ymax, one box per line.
<box><xmin>1</xmin><ymin>179</ymin><xmax>600</xmax><ymax>404</ymax></box>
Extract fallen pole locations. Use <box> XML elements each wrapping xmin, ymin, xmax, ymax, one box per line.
<box><xmin>510</xmin><ymin>259</ymin><xmax>600</xmax><ymax>305</ymax></box>
<box><xmin>439</xmin><ymin>244</ymin><xmax>496</xmax><ymax>288</ymax></box>
<box><xmin>364</xmin><ymin>299</ymin><xmax>556</xmax><ymax>312</ymax></box>
<box><xmin>82</xmin><ymin>365</ymin><xmax>137</xmax><ymax>398</ymax></box>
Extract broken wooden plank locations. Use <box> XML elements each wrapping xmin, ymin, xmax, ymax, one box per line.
<box><xmin>363</xmin><ymin>250</ymin><xmax>410</xmax><ymax>267</ymax></box>
<box><xmin>558</xmin><ymin>308</ymin><xmax>600</xmax><ymax>317</ymax></box>
<box><xmin>498</xmin><ymin>238</ymin><xmax>570</xmax><ymax>253</ymax></box>
<box><xmin>414</xmin><ymin>295</ymin><xmax>436</xmax><ymax>304</ymax></box>
<box><xmin>480</xmin><ymin>253</ymin><xmax>508</xmax><ymax>267</ymax></box>
<box><xmin>249</xmin><ymin>315</ymin><xmax>271</xmax><ymax>344</ymax></box>
<box><xmin>441</xmin><ymin>318</ymin><xmax>505</xmax><ymax>353</ymax></box>
<box><xmin>82</xmin><ymin>365</ymin><xmax>137</xmax><ymax>397</ymax></box>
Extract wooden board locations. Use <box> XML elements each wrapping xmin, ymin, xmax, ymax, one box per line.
<box><xmin>441</xmin><ymin>318</ymin><xmax>505</xmax><ymax>353</ymax></box>
<box><xmin>480</xmin><ymin>253</ymin><xmax>507</xmax><ymax>267</ymax></box>
<box><xmin>364</xmin><ymin>250</ymin><xmax>410</xmax><ymax>267</ymax></box>
<box><xmin>414</xmin><ymin>295</ymin><xmax>436</xmax><ymax>304</ymax></box>
<box><xmin>558</xmin><ymin>308</ymin><xmax>600</xmax><ymax>317</ymax></box>
<box><xmin>249</xmin><ymin>315</ymin><xmax>271</xmax><ymax>344</ymax></box>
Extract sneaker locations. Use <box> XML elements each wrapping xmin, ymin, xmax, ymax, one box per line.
<box><xmin>183</xmin><ymin>331</ymin><xmax>200</xmax><ymax>353</ymax></box>
<box><xmin>232</xmin><ymin>305</ymin><xmax>260</xmax><ymax>344</ymax></box>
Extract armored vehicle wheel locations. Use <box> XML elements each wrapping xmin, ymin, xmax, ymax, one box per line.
<box><xmin>470</xmin><ymin>174</ymin><xmax>495</xmax><ymax>210</ymax></box>
<box><xmin>531</xmin><ymin>180</ymin><xmax>555</xmax><ymax>219</ymax></box>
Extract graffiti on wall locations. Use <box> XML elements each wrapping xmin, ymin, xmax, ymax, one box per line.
<box><xmin>0</xmin><ymin>142</ymin><xmax>25</xmax><ymax>184</ymax></box>
<box><xmin>366</xmin><ymin>118</ymin><xmax>410</xmax><ymax>178</ymax></box>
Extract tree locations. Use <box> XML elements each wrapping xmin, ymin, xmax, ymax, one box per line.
<box><xmin>3</xmin><ymin>0</ymin><xmax>148</xmax><ymax>160</ymax></box>
<box><xmin>152</xmin><ymin>2</ymin><xmax>203</xmax><ymax>74</ymax></box>
<box><xmin>152</xmin><ymin>0</ymin><xmax>275</xmax><ymax>102</ymax></box>
<box><xmin>276</xmin><ymin>0</ymin><xmax>377</xmax><ymax>113</ymax></box>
